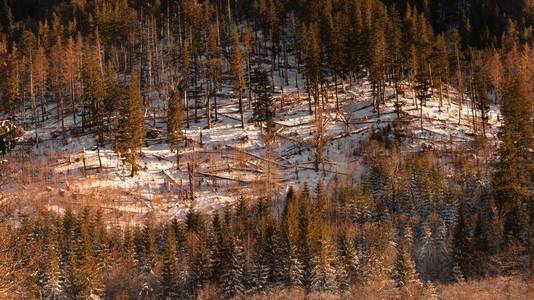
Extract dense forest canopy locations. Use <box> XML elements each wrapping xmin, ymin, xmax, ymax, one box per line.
<box><xmin>0</xmin><ymin>0</ymin><xmax>533</xmax><ymax>299</ymax></box>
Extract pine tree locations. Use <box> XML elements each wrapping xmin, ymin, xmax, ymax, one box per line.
<box><xmin>160</xmin><ymin>225</ymin><xmax>178</xmax><ymax>299</ymax></box>
<box><xmin>82</xmin><ymin>41</ymin><xmax>105</xmax><ymax>135</ymax></box>
<box><xmin>220</xmin><ymin>237</ymin><xmax>245</xmax><ymax>299</ymax></box>
<box><xmin>63</xmin><ymin>240</ymin><xmax>82</xmax><ymax>298</ymax></box>
<box><xmin>208</xmin><ymin>213</ymin><xmax>226</xmax><ymax>285</ymax></box>
<box><xmin>422</xmin><ymin>280</ymin><xmax>439</xmax><ymax>300</ymax></box>
<box><xmin>77</xmin><ymin>220</ymin><xmax>103</xmax><ymax>299</ymax></box>
<box><xmin>116</xmin><ymin>70</ymin><xmax>144</xmax><ymax>177</ymax></box>
<box><xmin>168</xmin><ymin>87</ymin><xmax>183</xmax><ymax>170</ymax></box>
<box><xmin>301</xmin><ymin>24</ymin><xmax>321</xmax><ymax>114</ymax></box>
<box><xmin>189</xmin><ymin>240</ymin><xmax>211</xmax><ymax>296</ymax></box>
<box><xmin>181</xmin><ymin>40</ymin><xmax>191</xmax><ymax>129</ymax></box>
<box><xmin>0</xmin><ymin>0</ymin><xmax>13</xmax><ymax>37</ymax></box>
<box><xmin>339</xmin><ymin>231</ymin><xmax>361</xmax><ymax>284</ymax></box>
<box><xmin>471</xmin><ymin>51</ymin><xmax>490</xmax><ymax>136</ymax></box>
<box><xmin>252</xmin><ymin>68</ymin><xmax>274</xmax><ymax>132</ymax></box>
<box><xmin>42</xmin><ymin>225</ymin><xmax>63</xmax><ymax>299</ymax></box>
<box><xmin>141</xmin><ymin>221</ymin><xmax>158</xmax><ymax>274</ymax></box>
<box><xmin>310</xmin><ymin>232</ymin><xmax>337</xmax><ymax>292</ymax></box>
<box><xmin>451</xmin><ymin>204</ymin><xmax>472</xmax><ymax>280</ymax></box>
<box><xmin>33</xmin><ymin>43</ymin><xmax>48</xmax><ymax>124</ymax></box>
<box><xmin>4</xmin><ymin>47</ymin><xmax>20</xmax><ymax>114</ymax></box>
<box><xmin>392</xmin><ymin>241</ymin><xmax>420</xmax><ymax>287</ymax></box>
<box><xmin>281</xmin><ymin>186</ymin><xmax>304</xmax><ymax>288</ymax></box>
<box><xmin>492</xmin><ymin>74</ymin><xmax>533</xmax><ymax>239</ymax></box>
<box><xmin>230</xmin><ymin>25</ymin><xmax>245</xmax><ymax>129</ymax></box>
<box><xmin>369</xmin><ymin>17</ymin><xmax>386</xmax><ymax>117</ymax></box>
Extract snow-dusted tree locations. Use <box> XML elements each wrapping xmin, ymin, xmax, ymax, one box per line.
<box><xmin>451</xmin><ymin>204</ymin><xmax>473</xmax><ymax>280</ymax></box>
<box><xmin>230</xmin><ymin>25</ymin><xmax>245</xmax><ymax>129</ymax></box>
<box><xmin>310</xmin><ymin>233</ymin><xmax>337</xmax><ymax>292</ymax></box>
<box><xmin>181</xmin><ymin>40</ymin><xmax>191</xmax><ymax>128</ymax></box>
<box><xmin>281</xmin><ymin>187</ymin><xmax>304</xmax><ymax>288</ymax></box>
<box><xmin>422</xmin><ymin>280</ymin><xmax>439</xmax><ymax>300</ymax></box>
<box><xmin>335</xmin><ymin>258</ymin><xmax>350</xmax><ymax>292</ymax></box>
<box><xmin>220</xmin><ymin>238</ymin><xmax>246</xmax><ymax>299</ymax></box>
<box><xmin>160</xmin><ymin>225</ymin><xmax>178</xmax><ymax>299</ymax></box>
<box><xmin>41</xmin><ymin>225</ymin><xmax>63</xmax><ymax>299</ymax></box>
<box><xmin>247</xmin><ymin>252</ymin><xmax>270</xmax><ymax>295</ymax></box>
<box><xmin>252</xmin><ymin>68</ymin><xmax>274</xmax><ymax>132</ymax></box>
<box><xmin>285</xmin><ymin>241</ymin><xmax>304</xmax><ymax>288</ymax></box>
<box><xmin>141</xmin><ymin>220</ymin><xmax>158</xmax><ymax>274</ymax></box>
<box><xmin>391</xmin><ymin>241</ymin><xmax>420</xmax><ymax>287</ymax></box>
<box><xmin>339</xmin><ymin>231</ymin><xmax>361</xmax><ymax>283</ymax></box>
<box><xmin>167</xmin><ymin>87</ymin><xmax>183</xmax><ymax>170</ymax></box>
<box><xmin>115</xmin><ymin>70</ymin><xmax>144</xmax><ymax>177</ymax></box>
<box><xmin>188</xmin><ymin>241</ymin><xmax>211</xmax><ymax>295</ymax></box>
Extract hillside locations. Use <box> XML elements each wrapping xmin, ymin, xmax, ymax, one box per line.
<box><xmin>1</xmin><ymin>0</ymin><xmax>534</xmax><ymax>299</ymax></box>
<box><xmin>2</xmin><ymin>75</ymin><xmax>501</xmax><ymax>224</ymax></box>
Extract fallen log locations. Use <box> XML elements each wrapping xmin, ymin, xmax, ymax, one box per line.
<box><xmin>194</xmin><ymin>171</ymin><xmax>255</xmax><ymax>184</ymax></box>
<box><xmin>225</xmin><ymin>145</ymin><xmax>289</xmax><ymax>168</ymax></box>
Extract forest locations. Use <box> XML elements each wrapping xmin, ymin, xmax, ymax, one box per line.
<box><xmin>0</xmin><ymin>0</ymin><xmax>534</xmax><ymax>299</ymax></box>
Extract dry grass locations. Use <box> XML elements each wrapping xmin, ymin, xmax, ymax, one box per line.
<box><xmin>244</xmin><ymin>277</ymin><xmax>534</xmax><ymax>300</ymax></box>
<box><xmin>438</xmin><ymin>277</ymin><xmax>534</xmax><ymax>300</ymax></box>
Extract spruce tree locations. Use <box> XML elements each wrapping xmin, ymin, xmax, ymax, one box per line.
<box><xmin>492</xmin><ymin>75</ymin><xmax>533</xmax><ymax>239</ymax></box>
<box><xmin>451</xmin><ymin>204</ymin><xmax>472</xmax><ymax>280</ymax></box>
<box><xmin>339</xmin><ymin>231</ymin><xmax>361</xmax><ymax>284</ymax></box>
<box><xmin>188</xmin><ymin>240</ymin><xmax>211</xmax><ymax>296</ymax></box>
<box><xmin>42</xmin><ymin>225</ymin><xmax>63</xmax><ymax>299</ymax></box>
<box><xmin>116</xmin><ymin>70</ymin><xmax>144</xmax><ymax>177</ymax></box>
<box><xmin>160</xmin><ymin>225</ymin><xmax>178</xmax><ymax>299</ymax></box>
<box><xmin>168</xmin><ymin>87</ymin><xmax>183</xmax><ymax>170</ymax></box>
<box><xmin>310</xmin><ymin>232</ymin><xmax>337</xmax><ymax>292</ymax></box>
<box><xmin>301</xmin><ymin>23</ymin><xmax>321</xmax><ymax>111</ymax></box>
<box><xmin>252</xmin><ymin>68</ymin><xmax>274</xmax><ymax>132</ymax></box>
<box><xmin>220</xmin><ymin>237</ymin><xmax>245</xmax><ymax>299</ymax></box>
<box><xmin>391</xmin><ymin>241</ymin><xmax>420</xmax><ymax>287</ymax></box>
<box><xmin>230</xmin><ymin>25</ymin><xmax>245</xmax><ymax>129</ymax></box>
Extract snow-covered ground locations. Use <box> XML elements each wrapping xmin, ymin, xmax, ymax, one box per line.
<box><xmin>4</xmin><ymin>75</ymin><xmax>501</xmax><ymax>224</ymax></box>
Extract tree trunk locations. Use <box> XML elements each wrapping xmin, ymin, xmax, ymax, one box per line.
<box><xmin>239</xmin><ymin>91</ymin><xmax>244</xmax><ymax>129</ymax></box>
<box><xmin>247</xmin><ymin>53</ymin><xmax>252</xmax><ymax>110</ymax></box>
<box><xmin>176</xmin><ymin>151</ymin><xmax>180</xmax><ymax>171</ymax></box>
<box><xmin>207</xmin><ymin>83</ymin><xmax>212</xmax><ymax>129</ymax></box>
<box><xmin>70</xmin><ymin>77</ymin><xmax>76</xmax><ymax>125</ymax></box>
<box><xmin>30</xmin><ymin>69</ymin><xmax>36</xmax><ymax>127</ymax></box>
<box><xmin>185</xmin><ymin>88</ymin><xmax>190</xmax><ymax>128</ymax></box>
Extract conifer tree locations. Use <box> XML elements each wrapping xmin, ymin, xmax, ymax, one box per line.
<box><xmin>422</xmin><ymin>281</ymin><xmax>439</xmax><ymax>300</ymax></box>
<box><xmin>160</xmin><ymin>225</ymin><xmax>178</xmax><ymax>299</ymax></box>
<box><xmin>116</xmin><ymin>70</ymin><xmax>144</xmax><ymax>177</ymax></box>
<box><xmin>220</xmin><ymin>237</ymin><xmax>245</xmax><ymax>299</ymax></box>
<box><xmin>339</xmin><ymin>231</ymin><xmax>361</xmax><ymax>284</ymax></box>
<box><xmin>310</xmin><ymin>231</ymin><xmax>337</xmax><ymax>292</ymax></box>
<box><xmin>77</xmin><ymin>221</ymin><xmax>103</xmax><ymax>299</ymax></box>
<box><xmin>42</xmin><ymin>225</ymin><xmax>63</xmax><ymax>299</ymax></box>
<box><xmin>451</xmin><ymin>204</ymin><xmax>473</xmax><ymax>279</ymax></box>
<box><xmin>281</xmin><ymin>186</ymin><xmax>304</xmax><ymax>288</ymax></box>
<box><xmin>189</xmin><ymin>240</ymin><xmax>211</xmax><ymax>296</ymax></box>
<box><xmin>82</xmin><ymin>41</ymin><xmax>105</xmax><ymax>135</ymax></box>
<box><xmin>181</xmin><ymin>40</ymin><xmax>191</xmax><ymax>128</ymax></box>
<box><xmin>168</xmin><ymin>87</ymin><xmax>183</xmax><ymax>170</ymax></box>
<box><xmin>492</xmin><ymin>74</ymin><xmax>533</xmax><ymax>239</ymax></box>
<box><xmin>230</xmin><ymin>25</ymin><xmax>245</xmax><ymax>129</ymax></box>
<box><xmin>206</xmin><ymin>24</ymin><xmax>223</xmax><ymax>127</ymax></box>
<box><xmin>301</xmin><ymin>24</ymin><xmax>321</xmax><ymax>114</ymax></box>
<box><xmin>208</xmin><ymin>213</ymin><xmax>226</xmax><ymax>285</ymax></box>
<box><xmin>252</xmin><ymin>68</ymin><xmax>274</xmax><ymax>132</ymax></box>
<box><xmin>391</xmin><ymin>241</ymin><xmax>420</xmax><ymax>287</ymax></box>
<box><xmin>369</xmin><ymin>18</ymin><xmax>386</xmax><ymax>117</ymax></box>
<box><xmin>141</xmin><ymin>221</ymin><xmax>158</xmax><ymax>273</ymax></box>
<box><xmin>4</xmin><ymin>47</ymin><xmax>20</xmax><ymax>114</ymax></box>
